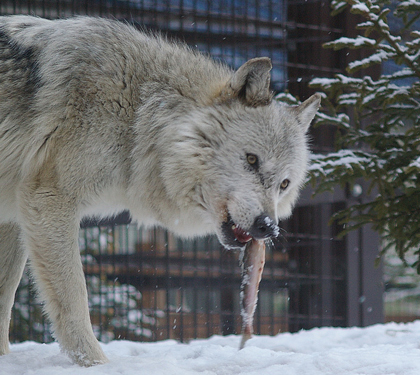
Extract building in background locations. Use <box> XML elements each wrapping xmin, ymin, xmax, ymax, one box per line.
<box><xmin>2</xmin><ymin>0</ymin><xmax>384</xmax><ymax>344</ymax></box>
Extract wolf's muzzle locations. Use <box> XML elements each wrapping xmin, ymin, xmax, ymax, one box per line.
<box><xmin>221</xmin><ymin>213</ymin><xmax>279</xmax><ymax>250</ymax></box>
<box><xmin>248</xmin><ymin>214</ymin><xmax>279</xmax><ymax>240</ymax></box>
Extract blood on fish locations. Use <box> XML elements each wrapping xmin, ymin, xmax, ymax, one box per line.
<box><xmin>239</xmin><ymin>238</ymin><xmax>266</xmax><ymax>349</ymax></box>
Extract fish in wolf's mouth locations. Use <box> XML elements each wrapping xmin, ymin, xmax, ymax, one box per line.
<box><xmin>220</xmin><ymin>213</ymin><xmax>279</xmax><ymax>349</ymax></box>
<box><xmin>239</xmin><ymin>238</ymin><xmax>265</xmax><ymax>349</ymax></box>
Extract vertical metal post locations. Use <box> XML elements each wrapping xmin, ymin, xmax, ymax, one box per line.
<box><xmin>346</xmin><ymin>184</ymin><xmax>384</xmax><ymax>327</ymax></box>
<box><xmin>318</xmin><ymin>204</ymin><xmax>334</xmax><ymax>326</ymax></box>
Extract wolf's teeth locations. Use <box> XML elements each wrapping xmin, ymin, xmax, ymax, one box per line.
<box><xmin>232</xmin><ymin>224</ymin><xmax>237</xmax><ymax>230</ymax></box>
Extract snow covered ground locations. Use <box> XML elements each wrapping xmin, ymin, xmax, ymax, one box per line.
<box><xmin>3</xmin><ymin>321</ymin><xmax>420</xmax><ymax>375</ymax></box>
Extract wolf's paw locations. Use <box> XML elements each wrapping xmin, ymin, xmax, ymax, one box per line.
<box><xmin>67</xmin><ymin>349</ymin><xmax>109</xmax><ymax>367</ymax></box>
<box><xmin>0</xmin><ymin>347</ymin><xmax>10</xmax><ymax>356</ymax></box>
<box><xmin>0</xmin><ymin>339</ymin><xmax>10</xmax><ymax>356</ymax></box>
<box><xmin>64</xmin><ymin>340</ymin><xmax>109</xmax><ymax>367</ymax></box>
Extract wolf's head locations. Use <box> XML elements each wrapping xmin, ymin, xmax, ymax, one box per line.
<box><xmin>155</xmin><ymin>58</ymin><xmax>320</xmax><ymax>249</ymax></box>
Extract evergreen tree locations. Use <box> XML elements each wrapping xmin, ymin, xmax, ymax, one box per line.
<box><xmin>278</xmin><ymin>0</ymin><xmax>420</xmax><ymax>269</ymax></box>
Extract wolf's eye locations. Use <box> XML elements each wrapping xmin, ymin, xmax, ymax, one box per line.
<box><xmin>280</xmin><ymin>179</ymin><xmax>290</xmax><ymax>190</ymax></box>
<box><xmin>246</xmin><ymin>153</ymin><xmax>258</xmax><ymax>166</ymax></box>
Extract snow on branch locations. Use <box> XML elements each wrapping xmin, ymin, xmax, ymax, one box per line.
<box><xmin>348</xmin><ymin>50</ymin><xmax>395</xmax><ymax>71</ymax></box>
<box><xmin>324</xmin><ymin>35</ymin><xmax>377</xmax><ymax>50</ymax></box>
<box><xmin>310</xmin><ymin>150</ymin><xmax>374</xmax><ymax>175</ymax></box>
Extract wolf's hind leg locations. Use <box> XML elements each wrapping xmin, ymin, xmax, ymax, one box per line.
<box><xmin>0</xmin><ymin>223</ymin><xmax>27</xmax><ymax>356</ymax></box>
<box><xmin>18</xmin><ymin>186</ymin><xmax>108</xmax><ymax>366</ymax></box>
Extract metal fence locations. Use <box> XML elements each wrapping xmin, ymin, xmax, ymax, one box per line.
<box><xmin>384</xmin><ymin>251</ymin><xmax>420</xmax><ymax>324</ymax></box>
<box><xmin>0</xmin><ymin>0</ymin><xmax>288</xmax><ymax>91</ymax></box>
<box><xmin>3</xmin><ymin>0</ymin><xmax>380</xmax><ymax>344</ymax></box>
<box><xmin>10</xmin><ymin>202</ymin><xmax>347</xmax><ymax>344</ymax></box>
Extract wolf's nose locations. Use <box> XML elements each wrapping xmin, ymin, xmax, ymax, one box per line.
<box><xmin>249</xmin><ymin>214</ymin><xmax>279</xmax><ymax>240</ymax></box>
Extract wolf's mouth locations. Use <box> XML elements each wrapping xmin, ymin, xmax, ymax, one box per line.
<box><xmin>221</xmin><ymin>212</ymin><xmax>280</xmax><ymax>250</ymax></box>
<box><xmin>221</xmin><ymin>214</ymin><xmax>253</xmax><ymax>249</ymax></box>
<box><xmin>232</xmin><ymin>223</ymin><xmax>252</xmax><ymax>244</ymax></box>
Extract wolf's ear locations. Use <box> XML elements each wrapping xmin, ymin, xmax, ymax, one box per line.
<box><xmin>221</xmin><ymin>57</ymin><xmax>272</xmax><ymax>106</ymax></box>
<box><xmin>294</xmin><ymin>93</ymin><xmax>321</xmax><ymax>133</ymax></box>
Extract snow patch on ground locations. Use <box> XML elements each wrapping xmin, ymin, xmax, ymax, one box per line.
<box><xmin>2</xmin><ymin>321</ymin><xmax>420</xmax><ymax>374</ymax></box>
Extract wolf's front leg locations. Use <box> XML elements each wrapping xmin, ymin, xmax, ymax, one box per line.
<box><xmin>0</xmin><ymin>223</ymin><xmax>28</xmax><ymax>356</ymax></box>
<box><xmin>18</xmin><ymin>185</ymin><xmax>108</xmax><ymax>366</ymax></box>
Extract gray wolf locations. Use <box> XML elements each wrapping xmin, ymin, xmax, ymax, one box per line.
<box><xmin>0</xmin><ymin>15</ymin><xmax>320</xmax><ymax>366</ymax></box>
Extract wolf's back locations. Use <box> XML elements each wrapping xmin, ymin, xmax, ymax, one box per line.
<box><xmin>0</xmin><ymin>16</ymin><xmax>230</xmax><ymax>151</ymax></box>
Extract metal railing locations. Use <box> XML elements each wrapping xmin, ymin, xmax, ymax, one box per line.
<box><xmin>10</xmin><ymin>203</ymin><xmax>347</xmax><ymax>343</ymax></box>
